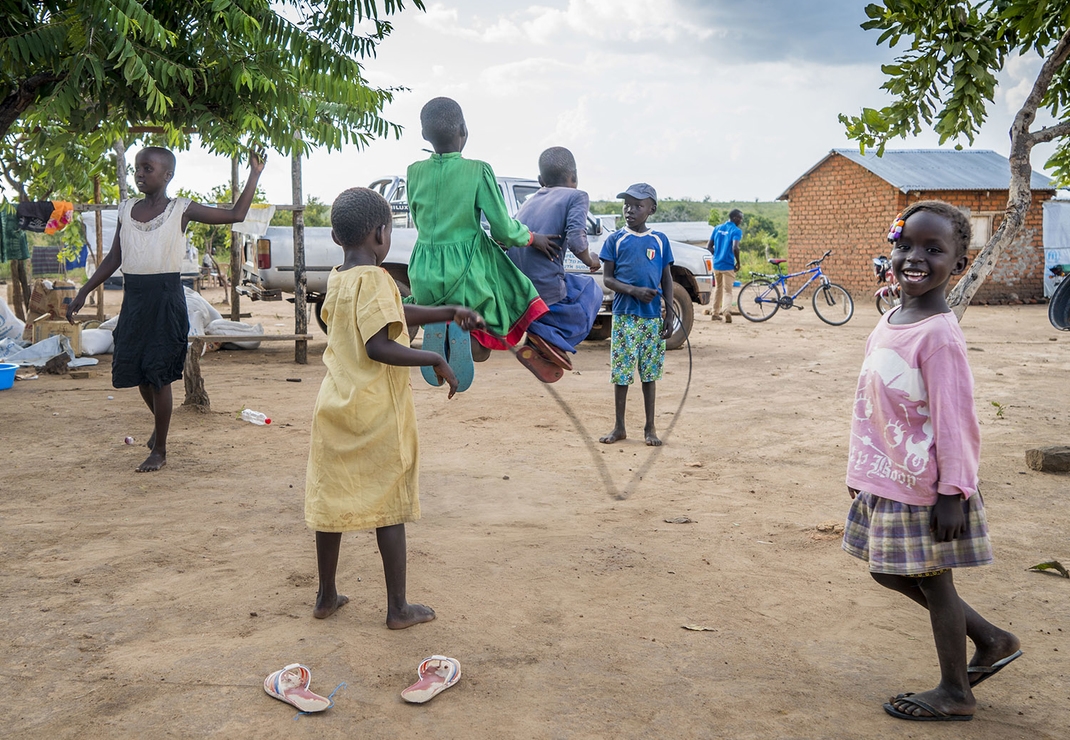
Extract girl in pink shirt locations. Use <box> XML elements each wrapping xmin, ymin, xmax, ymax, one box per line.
<box><xmin>843</xmin><ymin>201</ymin><xmax>1020</xmax><ymax>723</ymax></box>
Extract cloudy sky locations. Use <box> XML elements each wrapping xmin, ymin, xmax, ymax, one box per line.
<box><xmin>167</xmin><ymin>0</ymin><xmax>1055</xmax><ymax>204</ymax></box>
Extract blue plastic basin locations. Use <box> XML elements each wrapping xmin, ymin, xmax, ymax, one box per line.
<box><xmin>0</xmin><ymin>362</ymin><xmax>16</xmax><ymax>390</ymax></box>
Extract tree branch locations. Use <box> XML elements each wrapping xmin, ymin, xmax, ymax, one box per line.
<box><xmin>1016</xmin><ymin>26</ymin><xmax>1070</xmax><ymax>146</ymax></box>
<box><xmin>1031</xmin><ymin>119</ymin><xmax>1070</xmax><ymax>145</ymax></box>
<box><xmin>0</xmin><ymin>72</ymin><xmax>64</xmax><ymax>140</ymax></box>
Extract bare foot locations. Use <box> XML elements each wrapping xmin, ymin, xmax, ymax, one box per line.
<box><xmin>136</xmin><ymin>449</ymin><xmax>166</xmax><ymax>472</ymax></box>
<box><xmin>471</xmin><ymin>342</ymin><xmax>492</xmax><ymax>363</ymax></box>
<box><xmin>600</xmin><ymin>428</ymin><xmax>626</xmax><ymax>444</ymax></box>
<box><xmin>387</xmin><ymin>603</ymin><xmax>436</xmax><ymax>630</ymax></box>
<box><xmin>887</xmin><ymin>688</ymin><xmax>974</xmax><ymax>719</ymax></box>
<box><xmin>313</xmin><ymin>593</ymin><xmax>349</xmax><ymax>619</ymax></box>
<box><xmin>968</xmin><ymin>630</ymin><xmax>1021</xmax><ymax>686</ymax></box>
<box><xmin>645</xmin><ymin>427</ymin><xmax>662</xmax><ymax>446</ymax></box>
<box><xmin>146</xmin><ymin>431</ymin><xmax>156</xmax><ymax>450</ymax></box>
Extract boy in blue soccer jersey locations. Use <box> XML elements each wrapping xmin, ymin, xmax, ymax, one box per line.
<box><xmin>598</xmin><ymin>183</ymin><xmax>674</xmax><ymax>447</ymax></box>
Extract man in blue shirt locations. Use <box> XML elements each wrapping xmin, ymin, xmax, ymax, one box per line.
<box><xmin>707</xmin><ymin>209</ymin><xmax>743</xmax><ymax>323</ymax></box>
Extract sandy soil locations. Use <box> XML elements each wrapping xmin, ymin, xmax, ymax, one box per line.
<box><xmin>2</xmin><ymin>287</ymin><xmax>1068</xmax><ymax>739</ymax></box>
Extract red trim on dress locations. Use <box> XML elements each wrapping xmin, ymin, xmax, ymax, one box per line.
<box><xmin>472</xmin><ymin>297</ymin><xmax>549</xmax><ymax>349</ymax></box>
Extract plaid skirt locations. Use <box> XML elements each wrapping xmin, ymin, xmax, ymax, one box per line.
<box><xmin>842</xmin><ymin>491</ymin><xmax>993</xmax><ymax>576</ymax></box>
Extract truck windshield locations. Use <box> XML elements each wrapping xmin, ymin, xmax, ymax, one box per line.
<box><xmin>513</xmin><ymin>184</ymin><xmax>539</xmax><ymax>205</ymax></box>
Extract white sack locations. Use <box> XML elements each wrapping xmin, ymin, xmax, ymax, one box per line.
<box><xmin>80</xmin><ymin>328</ymin><xmax>114</xmax><ymax>355</ymax></box>
<box><xmin>205</xmin><ymin>318</ymin><xmax>263</xmax><ymax>350</ymax></box>
<box><xmin>0</xmin><ymin>295</ymin><xmax>25</xmax><ymax>341</ymax></box>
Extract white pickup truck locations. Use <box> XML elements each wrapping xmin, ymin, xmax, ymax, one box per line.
<box><xmin>240</xmin><ymin>176</ymin><xmax>713</xmax><ymax>349</ymax></box>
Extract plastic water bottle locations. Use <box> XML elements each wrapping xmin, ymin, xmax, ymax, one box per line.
<box><xmin>241</xmin><ymin>409</ymin><xmax>271</xmax><ymax>425</ymax></box>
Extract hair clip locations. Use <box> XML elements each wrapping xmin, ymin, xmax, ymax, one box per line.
<box><xmin>887</xmin><ymin>215</ymin><xmax>905</xmax><ymax>242</ymax></box>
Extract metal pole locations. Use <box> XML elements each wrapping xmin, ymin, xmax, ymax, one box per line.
<box><xmin>229</xmin><ymin>156</ymin><xmax>241</xmax><ymax>320</ymax></box>
<box><xmin>94</xmin><ymin>176</ymin><xmax>104</xmax><ymax>321</ymax></box>
<box><xmin>292</xmin><ymin>136</ymin><xmax>308</xmax><ymax>364</ymax></box>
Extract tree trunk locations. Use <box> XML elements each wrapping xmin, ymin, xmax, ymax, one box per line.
<box><xmin>0</xmin><ymin>73</ymin><xmax>62</xmax><ymax>140</ymax></box>
<box><xmin>182</xmin><ymin>338</ymin><xmax>211</xmax><ymax>411</ymax></box>
<box><xmin>113</xmin><ymin>140</ymin><xmax>129</xmax><ymax>201</ymax></box>
<box><xmin>948</xmin><ymin>26</ymin><xmax>1070</xmax><ymax>320</ymax></box>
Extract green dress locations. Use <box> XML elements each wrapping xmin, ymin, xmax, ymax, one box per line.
<box><xmin>406</xmin><ymin>152</ymin><xmax>548</xmax><ymax>348</ymax></box>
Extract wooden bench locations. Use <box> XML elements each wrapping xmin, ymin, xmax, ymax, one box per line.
<box><xmin>183</xmin><ymin>334</ymin><xmax>314</xmax><ymax>411</ymax></box>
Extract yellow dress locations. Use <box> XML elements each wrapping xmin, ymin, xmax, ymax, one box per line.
<box><xmin>305</xmin><ymin>266</ymin><xmax>420</xmax><ymax>532</ymax></box>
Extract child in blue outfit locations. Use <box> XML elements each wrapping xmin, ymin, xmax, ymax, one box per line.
<box><xmin>508</xmin><ymin>146</ymin><xmax>602</xmax><ymax>376</ymax></box>
<box><xmin>598</xmin><ymin>183</ymin><xmax>674</xmax><ymax>447</ymax></box>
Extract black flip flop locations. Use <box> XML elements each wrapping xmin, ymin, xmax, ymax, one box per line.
<box><xmin>969</xmin><ymin>649</ymin><xmax>1023</xmax><ymax>688</ymax></box>
<box><xmin>883</xmin><ymin>694</ymin><xmax>972</xmax><ymax>722</ymax></box>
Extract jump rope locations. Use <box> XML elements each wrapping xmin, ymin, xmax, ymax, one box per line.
<box><xmin>479</xmin><ymin>322</ymin><xmax>693</xmax><ymax>501</ymax></box>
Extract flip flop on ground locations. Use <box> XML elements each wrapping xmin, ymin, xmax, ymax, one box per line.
<box><xmin>263</xmin><ymin>664</ymin><xmax>332</xmax><ymax>713</ymax></box>
<box><xmin>969</xmin><ymin>649</ymin><xmax>1023</xmax><ymax>688</ymax></box>
<box><xmin>401</xmin><ymin>655</ymin><xmax>461</xmax><ymax>704</ymax></box>
<box><xmin>420</xmin><ymin>323</ymin><xmax>448</xmax><ymax>387</ymax></box>
<box><xmin>516</xmin><ymin>345</ymin><xmax>564</xmax><ymax>383</ymax></box>
<box><xmin>882</xmin><ymin>694</ymin><xmax>972</xmax><ymax>722</ymax></box>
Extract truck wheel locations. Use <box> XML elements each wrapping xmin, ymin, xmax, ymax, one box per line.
<box><xmin>665</xmin><ymin>281</ymin><xmax>693</xmax><ymax>351</ymax></box>
<box><xmin>584</xmin><ymin>316</ymin><xmax>612</xmax><ymax>341</ymax></box>
<box><xmin>312</xmin><ymin>297</ymin><xmax>328</xmax><ymax>334</ymax></box>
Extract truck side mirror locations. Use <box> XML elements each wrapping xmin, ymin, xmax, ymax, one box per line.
<box><xmin>587</xmin><ymin>218</ymin><xmax>602</xmax><ymax>236</ymax></box>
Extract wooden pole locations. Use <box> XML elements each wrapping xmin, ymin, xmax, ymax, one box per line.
<box><xmin>229</xmin><ymin>156</ymin><xmax>241</xmax><ymax>321</ymax></box>
<box><xmin>292</xmin><ymin>137</ymin><xmax>308</xmax><ymax>364</ymax></box>
<box><xmin>94</xmin><ymin>176</ymin><xmax>104</xmax><ymax>321</ymax></box>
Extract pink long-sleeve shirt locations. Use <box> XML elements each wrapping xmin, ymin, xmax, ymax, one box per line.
<box><xmin>846</xmin><ymin>310</ymin><xmax>980</xmax><ymax>506</ymax></box>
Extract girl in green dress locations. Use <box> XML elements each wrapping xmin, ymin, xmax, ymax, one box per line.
<box><xmin>406</xmin><ymin>97</ymin><xmax>562</xmax><ymax>386</ymax></box>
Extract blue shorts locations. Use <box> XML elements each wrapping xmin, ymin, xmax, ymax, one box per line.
<box><xmin>610</xmin><ymin>314</ymin><xmax>664</xmax><ymax>385</ymax></box>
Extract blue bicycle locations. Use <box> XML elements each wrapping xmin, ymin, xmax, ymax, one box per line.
<box><xmin>737</xmin><ymin>250</ymin><xmax>854</xmax><ymax>325</ymax></box>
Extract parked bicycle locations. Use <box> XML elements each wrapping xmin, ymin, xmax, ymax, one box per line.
<box><xmin>737</xmin><ymin>250</ymin><xmax>854</xmax><ymax>325</ymax></box>
<box><xmin>872</xmin><ymin>255</ymin><xmax>901</xmax><ymax>315</ymax></box>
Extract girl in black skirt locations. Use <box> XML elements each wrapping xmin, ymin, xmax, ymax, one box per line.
<box><xmin>68</xmin><ymin>147</ymin><xmax>265</xmax><ymax>471</ymax></box>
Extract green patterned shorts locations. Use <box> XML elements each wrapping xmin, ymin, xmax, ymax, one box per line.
<box><xmin>610</xmin><ymin>314</ymin><xmax>665</xmax><ymax>385</ymax></box>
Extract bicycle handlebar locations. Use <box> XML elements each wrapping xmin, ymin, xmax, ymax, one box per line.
<box><xmin>806</xmin><ymin>250</ymin><xmax>833</xmax><ymax>267</ymax></box>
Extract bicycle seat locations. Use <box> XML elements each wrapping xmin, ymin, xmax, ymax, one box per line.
<box><xmin>768</xmin><ymin>258</ymin><xmax>787</xmax><ymax>265</ymax></box>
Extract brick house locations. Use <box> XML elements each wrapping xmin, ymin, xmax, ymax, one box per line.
<box><xmin>777</xmin><ymin>149</ymin><xmax>1056</xmax><ymax>303</ymax></box>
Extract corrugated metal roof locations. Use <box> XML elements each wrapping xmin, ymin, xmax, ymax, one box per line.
<box><xmin>778</xmin><ymin>148</ymin><xmax>1055</xmax><ymax>199</ymax></box>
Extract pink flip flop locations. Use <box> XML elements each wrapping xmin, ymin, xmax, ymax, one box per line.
<box><xmin>264</xmin><ymin>663</ymin><xmax>332</xmax><ymax>713</ymax></box>
<box><xmin>400</xmin><ymin>655</ymin><xmax>461</xmax><ymax>704</ymax></box>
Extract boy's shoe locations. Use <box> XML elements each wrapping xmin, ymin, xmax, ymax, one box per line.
<box><xmin>723</xmin><ymin>313</ymin><xmax>732</xmax><ymax>324</ymax></box>
<box><xmin>516</xmin><ymin>345</ymin><xmax>564</xmax><ymax>383</ymax></box>
<box><xmin>420</xmin><ymin>323</ymin><xmax>448</xmax><ymax>387</ymax></box>
<box><xmin>526</xmin><ymin>334</ymin><xmax>573</xmax><ymax>370</ymax></box>
<box><xmin>446</xmin><ymin>322</ymin><xmax>475</xmax><ymax>392</ymax></box>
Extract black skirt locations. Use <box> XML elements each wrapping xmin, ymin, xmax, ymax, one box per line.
<box><xmin>112</xmin><ymin>273</ymin><xmax>188</xmax><ymax>389</ymax></box>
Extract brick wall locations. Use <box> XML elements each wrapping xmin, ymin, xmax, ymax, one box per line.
<box><xmin>783</xmin><ymin>153</ymin><xmax>1054</xmax><ymax>303</ymax></box>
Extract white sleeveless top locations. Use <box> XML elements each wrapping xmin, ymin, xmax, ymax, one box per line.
<box><xmin>119</xmin><ymin>197</ymin><xmax>191</xmax><ymax>275</ymax></box>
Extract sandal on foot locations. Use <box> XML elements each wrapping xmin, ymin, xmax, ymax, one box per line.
<box><xmin>401</xmin><ymin>655</ymin><xmax>461</xmax><ymax>704</ymax></box>
<box><xmin>882</xmin><ymin>694</ymin><xmax>972</xmax><ymax>722</ymax></box>
<box><xmin>969</xmin><ymin>649</ymin><xmax>1023</xmax><ymax>688</ymax></box>
<box><xmin>526</xmin><ymin>334</ymin><xmax>572</xmax><ymax>370</ymax></box>
<box><xmin>447</xmin><ymin>322</ymin><xmax>475</xmax><ymax>392</ymax></box>
<box><xmin>420</xmin><ymin>323</ymin><xmax>447</xmax><ymax>387</ymax></box>
<box><xmin>264</xmin><ymin>663</ymin><xmax>332</xmax><ymax>713</ymax></box>
<box><xmin>516</xmin><ymin>345</ymin><xmax>564</xmax><ymax>383</ymax></box>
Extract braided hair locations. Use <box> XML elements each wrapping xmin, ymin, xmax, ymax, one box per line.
<box><xmin>330</xmin><ymin>187</ymin><xmax>391</xmax><ymax>247</ymax></box>
<box><xmin>896</xmin><ymin>200</ymin><xmax>972</xmax><ymax>257</ymax></box>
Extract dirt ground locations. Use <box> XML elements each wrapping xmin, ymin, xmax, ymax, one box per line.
<box><xmin>2</xmin><ymin>287</ymin><xmax>1068</xmax><ymax>739</ymax></box>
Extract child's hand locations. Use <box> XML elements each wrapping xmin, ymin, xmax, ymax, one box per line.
<box><xmin>847</xmin><ymin>486</ymin><xmax>860</xmax><ymax>499</ymax></box>
<box><xmin>452</xmin><ymin>307</ymin><xmax>485</xmax><ymax>333</ymax></box>
<box><xmin>660</xmin><ymin>320</ymin><xmax>674</xmax><ymax>340</ymax></box>
<box><xmin>633</xmin><ymin>286</ymin><xmax>657</xmax><ymax>302</ymax></box>
<box><xmin>248</xmin><ymin>149</ymin><xmax>266</xmax><ymax>174</ymax></box>
<box><xmin>931</xmin><ymin>494</ymin><xmax>966</xmax><ymax>542</ymax></box>
<box><xmin>531</xmin><ymin>233</ymin><xmax>561</xmax><ymax>260</ymax></box>
<box><xmin>433</xmin><ymin>357</ymin><xmax>459</xmax><ymax>399</ymax></box>
<box><xmin>65</xmin><ymin>293</ymin><xmax>86</xmax><ymax>324</ymax></box>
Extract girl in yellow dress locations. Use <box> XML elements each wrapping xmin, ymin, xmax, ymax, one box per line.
<box><xmin>305</xmin><ymin>188</ymin><xmax>483</xmax><ymax>627</ymax></box>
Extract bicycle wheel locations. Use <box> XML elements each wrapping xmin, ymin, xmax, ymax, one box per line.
<box><xmin>875</xmin><ymin>291</ymin><xmax>899</xmax><ymax>315</ymax></box>
<box><xmin>813</xmin><ymin>282</ymin><xmax>854</xmax><ymax>325</ymax></box>
<box><xmin>736</xmin><ymin>279</ymin><xmax>781</xmax><ymax>322</ymax></box>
